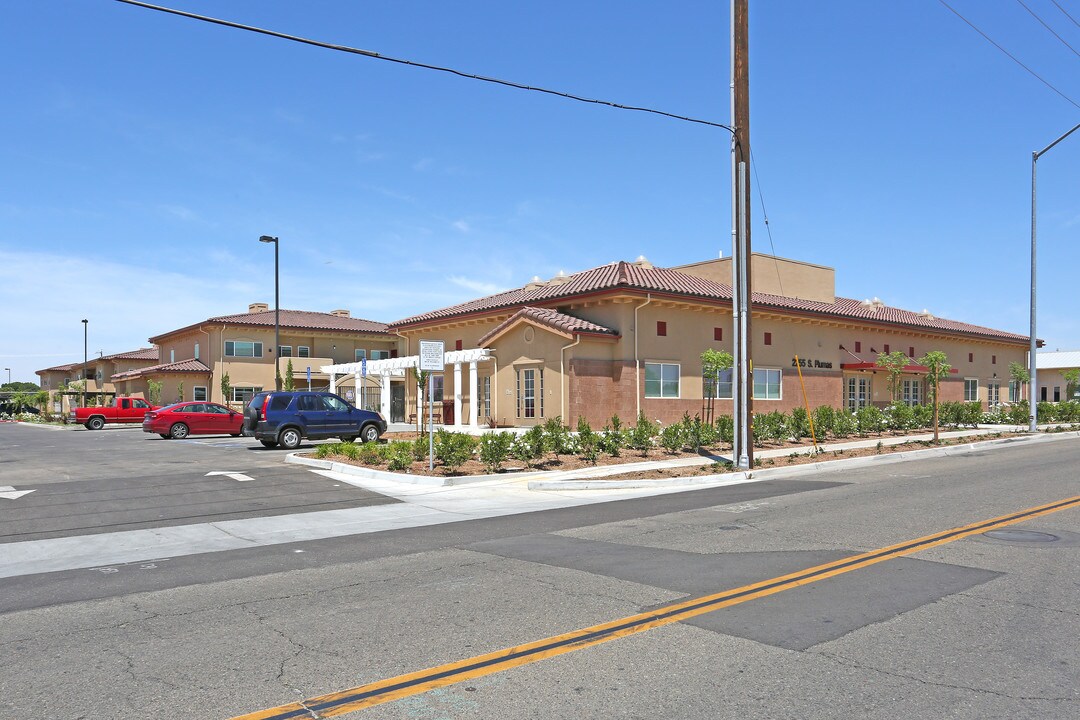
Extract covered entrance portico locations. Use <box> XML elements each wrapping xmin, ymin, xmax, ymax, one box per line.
<box><xmin>322</xmin><ymin>348</ymin><xmax>494</xmax><ymax>428</ymax></box>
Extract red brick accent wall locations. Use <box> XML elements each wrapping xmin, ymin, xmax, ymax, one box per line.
<box><xmin>938</xmin><ymin>377</ymin><xmax>964</xmax><ymax>404</ymax></box>
<box><xmin>568</xmin><ymin>359</ymin><xmax>637</xmax><ymax>427</ymax></box>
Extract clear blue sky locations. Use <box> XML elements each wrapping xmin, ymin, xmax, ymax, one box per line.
<box><xmin>2</xmin><ymin>1</ymin><xmax>1078</xmax><ymax>384</ymax></box>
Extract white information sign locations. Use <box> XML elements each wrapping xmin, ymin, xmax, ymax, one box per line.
<box><xmin>418</xmin><ymin>340</ymin><xmax>445</xmax><ymax>372</ymax></box>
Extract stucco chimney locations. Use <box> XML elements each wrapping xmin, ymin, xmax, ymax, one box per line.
<box><xmin>248</xmin><ymin>302</ymin><xmax>269</xmax><ymax>313</ymax></box>
<box><xmin>330</xmin><ymin>309</ymin><xmax>351</xmax><ymax>318</ymax></box>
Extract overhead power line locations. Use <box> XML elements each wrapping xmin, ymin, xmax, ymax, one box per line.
<box><xmin>1051</xmin><ymin>0</ymin><xmax>1080</xmax><ymax>30</ymax></box>
<box><xmin>114</xmin><ymin>0</ymin><xmax>735</xmax><ymax>134</ymax></box>
<box><xmin>1015</xmin><ymin>0</ymin><xmax>1080</xmax><ymax>60</ymax></box>
<box><xmin>938</xmin><ymin>0</ymin><xmax>1080</xmax><ymax>111</ymax></box>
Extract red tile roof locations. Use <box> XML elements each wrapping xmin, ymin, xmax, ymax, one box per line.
<box><xmin>37</xmin><ymin>362</ymin><xmax>78</xmax><ymax>374</ymax></box>
<box><xmin>149</xmin><ymin>309</ymin><xmax>389</xmax><ymax>343</ymax></box>
<box><xmin>477</xmin><ymin>306</ymin><xmax>620</xmax><ymax>346</ymax></box>
<box><xmin>111</xmin><ymin>359</ymin><xmax>211</xmax><ymax>381</ymax></box>
<box><xmin>104</xmin><ymin>347</ymin><xmax>159</xmax><ymax>361</ymax></box>
<box><xmin>391</xmin><ymin>260</ymin><xmax>1029</xmax><ymax>344</ymax></box>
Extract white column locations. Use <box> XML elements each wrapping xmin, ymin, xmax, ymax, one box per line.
<box><xmin>380</xmin><ymin>375</ymin><xmax>391</xmax><ymax>419</ymax></box>
<box><xmin>453</xmin><ymin>362</ymin><xmax>463</xmax><ymax>427</ymax></box>
<box><xmin>468</xmin><ymin>361</ymin><xmax>479</xmax><ymax>427</ymax></box>
<box><xmin>354</xmin><ymin>371</ymin><xmax>362</xmax><ymax>406</ymax></box>
<box><xmin>329</xmin><ymin>372</ymin><xmax>337</xmax><ymax>394</ymax></box>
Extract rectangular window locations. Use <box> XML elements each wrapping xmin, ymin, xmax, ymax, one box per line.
<box><xmin>355</xmin><ymin>349</ymin><xmax>367</xmax><ymax>362</ymax></box>
<box><xmin>297</xmin><ymin>346</ymin><xmax>310</xmax><ymax>358</ymax></box>
<box><xmin>170</xmin><ymin>349</ymin><xmax>175</xmax><ymax>363</ymax></box>
<box><xmin>522</xmin><ymin>369</ymin><xmax>536</xmax><ymax>418</ymax></box>
<box><xmin>704</xmin><ymin>368</ymin><xmax>733</xmax><ymax>400</ymax></box>
<box><xmin>432</xmin><ymin>375</ymin><xmax>444</xmax><ymax>403</ymax></box>
<box><xmin>713</xmin><ymin>327</ymin><xmax>723</xmax><ymax>341</ymax></box>
<box><xmin>1009</xmin><ymin>380</ymin><xmax>1020</xmax><ymax>403</ymax></box>
<box><xmin>231</xmin><ymin>386</ymin><xmax>261</xmax><ymax>404</ymax></box>
<box><xmin>987</xmin><ymin>383</ymin><xmax>1000</xmax><ymax>407</ymax></box>
<box><xmin>645</xmin><ymin>362</ymin><xmax>680</xmax><ymax>398</ymax></box>
<box><xmin>992</xmin><ymin>355</ymin><xmax>997</xmax><ymax>365</ymax></box>
<box><xmin>854</xmin><ymin>341</ymin><xmax>861</xmax><ymax>353</ymax></box>
<box><xmin>908</xmin><ymin>346</ymin><xmax>915</xmax><ymax>358</ymax></box>
<box><xmin>193</xmin><ymin>386</ymin><xmax>207</xmax><ymax>401</ymax></box>
<box><xmin>371</xmin><ymin>350</ymin><xmax>391</xmax><ymax>360</ymax></box>
<box><xmin>884</xmin><ymin>344</ymin><xmax>890</xmax><ymax>354</ymax></box>
<box><xmin>845</xmin><ymin>376</ymin><xmax>871</xmax><ymax>411</ymax></box>
<box><xmin>753</xmin><ymin>368</ymin><xmax>781</xmax><ymax>400</ymax></box>
<box><xmin>964</xmin><ymin>378</ymin><xmax>978</xmax><ymax>402</ymax></box>
<box><xmin>1053</xmin><ymin>386</ymin><xmax>1060</xmax><ymax>402</ymax></box>
<box><xmin>968</xmin><ymin>353</ymin><xmax>973</xmax><ymax>363</ymax></box>
<box><xmin>455</xmin><ymin>339</ymin><xmax>463</xmax><ymax>351</ymax></box>
<box><xmin>194</xmin><ymin>343</ymin><xmax>200</xmax><ymax>360</ymax></box>
<box><xmin>279</xmin><ymin>346</ymin><xmax>292</xmax><ymax>357</ymax></box>
<box><xmin>902</xmin><ymin>379</ymin><xmax>922</xmax><ymax>406</ymax></box>
<box><xmin>224</xmin><ymin>341</ymin><xmax>263</xmax><ymax>358</ymax></box>
<box><xmin>764</xmin><ymin>332</ymin><xmax>772</xmax><ymax>346</ymax></box>
<box><xmin>482</xmin><ymin>376</ymin><xmax>491</xmax><ymax>419</ymax></box>
<box><xmin>656</xmin><ymin>321</ymin><xmax>667</xmax><ymax>337</ymax></box>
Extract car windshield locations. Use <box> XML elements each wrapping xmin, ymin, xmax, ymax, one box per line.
<box><xmin>158</xmin><ymin>403</ymin><xmax>184</xmax><ymax>412</ymax></box>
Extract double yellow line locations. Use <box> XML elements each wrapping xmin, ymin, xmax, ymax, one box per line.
<box><xmin>232</xmin><ymin>494</ymin><xmax>1080</xmax><ymax>720</ymax></box>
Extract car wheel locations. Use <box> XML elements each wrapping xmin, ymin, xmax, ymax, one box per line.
<box><xmin>260</xmin><ymin>439</ymin><xmax>278</xmax><ymax>448</ymax></box>
<box><xmin>169</xmin><ymin>423</ymin><xmax>190</xmax><ymax>439</ymax></box>
<box><xmin>278</xmin><ymin>427</ymin><xmax>302</xmax><ymax>450</ymax></box>
<box><xmin>361</xmin><ymin>424</ymin><xmax>381</xmax><ymax>443</ymax></box>
<box><xmin>159</xmin><ymin>434</ymin><xmax>170</xmax><ymax>439</ymax></box>
<box><xmin>87</xmin><ymin>417</ymin><xmax>105</xmax><ymax>431</ymax></box>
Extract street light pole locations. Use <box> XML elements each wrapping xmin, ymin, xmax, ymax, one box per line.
<box><xmin>1029</xmin><ymin>121</ymin><xmax>1080</xmax><ymax>433</ymax></box>
<box><xmin>259</xmin><ymin>235</ymin><xmax>281</xmax><ymax>391</ymax></box>
<box><xmin>4</xmin><ymin>368</ymin><xmax>10</xmax><ymax>385</ymax></box>
<box><xmin>82</xmin><ymin>319</ymin><xmax>88</xmax><ymax>408</ymax></box>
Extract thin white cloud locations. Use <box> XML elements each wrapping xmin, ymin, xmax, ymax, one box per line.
<box><xmin>413</xmin><ymin>157</ymin><xmax>434</xmax><ymax>172</ymax></box>
<box><xmin>158</xmin><ymin>204</ymin><xmax>198</xmax><ymax>222</ymax></box>
<box><xmin>452</xmin><ymin>220</ymin><xmax>470</xmax><ymax>233</ymax></box>
<box><xmin>447</xmin><ymin>275</ymin><xmax>506</xmax><ymax>296</ymax></box>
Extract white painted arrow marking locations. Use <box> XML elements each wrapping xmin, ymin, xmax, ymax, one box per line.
<box><xmin>0</xmin><ymin>486</ymin><xmax>36</xmax><ymax>500</ymax></box>
<box><xmin>205</xmin><ymin>471</ymin><xmax>255</xmax><ymax>482</ymax></box>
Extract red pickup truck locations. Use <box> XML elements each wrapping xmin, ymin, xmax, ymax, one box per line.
<box><xmin>71</xmin><ymin>397</ymin><xmax>158</xmax><ymax>430</ymax></box>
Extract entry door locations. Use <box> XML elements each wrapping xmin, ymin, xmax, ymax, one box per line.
<box><xmin>391</xmin><ymin>383</ymin><xmax>405</xmax><ymax>423</ymax></box>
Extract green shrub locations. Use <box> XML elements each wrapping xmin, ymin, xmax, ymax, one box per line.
<box><xmin>411</xmin><ymin>435</ymin><xmax>429</xmax><ymax>461</ymax></box>
<box><xmin>788</xmin><ymin>407</ymin><xmax>811</xmax><ymax>440</ymax></box>
<box><xmin>812</xmin><ymin>406</ymin><xmax>835</xmax><ymax>439</ymax></box>
<box><xmin>886</xmin><ymin>402</ymin><xmax>914</xmax><ymax>431</ymax></box>
<box><xmin>478</xmin><ymin>432</ymin><xmax>515</xmax><ymax>473</ymax></box>
<box><xmin>659</xmin><ymin>423</ymin><xmax>684</xmax><ymax>454</ymax></box>
<box><xmin>314</xmin><ymin>443</ymin><xmax>338</xmax><ymax>459</ymax></box>
<box><xmin>386</xmin><ymin>441</ymin><xmax>414</xmax><ymax>471</ymax></box>
<box><xmin>575</xmin><ymin>417</ymin><xmax>600</xmax><ymax>465</ymax></box>
<box><xmin>434</xmin><ymin>430</ymin><xmax>476</xmax><ymax>473</ymax></box>
<box><xmin>598</xmin><ymin>425</ymin><xmax>624</xmax><ymax>457</ymax></box>
<box><xmin>855</xmin><ymin>405</ymin><xmax>886</xmax><ymax>435</ymax></box>
<box><xmin>543</xmin><ymin>416</ymin><xmax>573</xmax><ymax>459</ymax></box>
<box><xmin>512</xmin><ymin>426</ymin><xmax>546</xmax><ymax>468</ymax></box>
<box><xmin>715</xmin><ymin>414</ymin><xmax>734</xmax><ymax>445</ymax></box>
<box><xmin>833</xmin><ymin>410</ymin><xmax>857</xmax><ymax>438</ymax></box>
<box><xmin>1007</xmin><ymin>400</ymin><xmax>1029</xmax><ymax>426</ymax></box>
<box><xmin>627</xmin><ymin>412</ymin><xmax>658</xmax><ymax>456</ymax></box>
<box><xmin>356</xmin><ymin>442</ymin><xmax>382</xmax><ymax>465</ymax></box>
<box><xmin>754</xmin><ymin>411</ymin><xmax>788</xmax><ymax>445</ymax></box>
<box><xmin>912</xmin><ymin>403</ymin><xmax>934</xmax><ymax>428</ymax></box>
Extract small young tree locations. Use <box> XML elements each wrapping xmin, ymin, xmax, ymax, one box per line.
<box><xmin>176</xmin><ymin>381</ymin><xmax>185</xmax><ymax>403</ymax></box>
<box><xmin>1009</xmin><ymin>361</ymin><xmax>1031</xmax><ymax>401</ymax></box>
<box><xmin>1063</xmin><ymin>368</ymin><xmax>1080</xmax><ymax>402</ymax></box>
<box><xmin>220</xmin><ymin>372</ymin><xmax>232</xmax><ymax>407</ymax></box>
<box><xmin>147</xmin><ymin>379</ymin><xmax>163</xmax><ymax>406</ymax></box>
<box><xmin>700</xmin><ymin>348</ymin><xmax>734</xmax><ymax>422</ymax></box>
<box><xmin>284</xmin><ymin>359</ymin><xmax>295</xmax><ymax>391</ymax></box>
<box><xmin>412</xmin><ymin>367</ymin><xmax>429</xmax><ymax>433</ymax></box>
<box><xmin>875</xmin><ymin>351</ymin><xmax>910</xmax><ymax>403</ymax></box>
<box><xmin>919</xmin><ymin>351</ymin><xmax>952</xmax><ymax>444</ymax></box>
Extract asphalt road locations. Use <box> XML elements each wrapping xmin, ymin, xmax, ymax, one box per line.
<box><xmin>0</xmin><ymin>424</ymin><xmax>1077</xmax><ymax>719</ymax></box>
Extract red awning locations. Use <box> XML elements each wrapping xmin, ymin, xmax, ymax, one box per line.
<box><xmin>840</xmin><ymin>362</ymin><xmax>959</xmax><ymax>374</ymax></box>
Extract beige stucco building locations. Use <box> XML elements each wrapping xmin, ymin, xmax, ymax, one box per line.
<box><xmin>384</xmin><ymin>254</ymin><xmax>1033</xmax><ymax>429</ymax></box>
<box><xmin>1035</xmin><ymin>350</ymin><xmax>1080</xmax><ymax>403</ymax></box>
<box><xmin>106</xmin><ymin>304</ymin><xmax>397</xmax><ymax>407</ymax></box>
<box><xmin>37</xmin><ymin>348</ymin><xmax>159</xmax><ymax>414</ymax></box>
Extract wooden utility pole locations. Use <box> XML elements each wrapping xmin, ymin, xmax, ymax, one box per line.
<box><xmin>731</xmin><ymin>0</ymin><xmax>754</xmax><ymax>468</ymax></box>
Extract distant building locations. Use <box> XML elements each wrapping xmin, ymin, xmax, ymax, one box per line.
<box><xmin>37</xmin><ymin>348</ymin><xmax>159</xmax><ymax>413</ymax></box>
<box><xmin>1035</xmin><ymin>350</ymin><xmax>1080</xmax><ymax>403</ymax></box>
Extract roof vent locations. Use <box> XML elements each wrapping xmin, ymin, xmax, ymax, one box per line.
<box><xmin>633</xmin><ymin>255</ymin><xmax>654</xmax><ymax>269</ymax></box>
<box><xmin>248</xmin><ymin>303</ymin><xmax>269</xmax><ymax>313</ymax></box>
<box><xmin>860</xmin><ymin>297</ymin><xmax>885</xmax><ymax>313</ymax></box>
<box><xmin>524</xmin><ymin>275</ymin><xmax>547</xmax><ymax>290</ymax></box>
<box><xmin>548</xmin><ymin>270</ymin><xmax>569</xmax><ymax>286</ymax></box>
<box><xmin>918</xmin><ymin>308</ymin><xmax>934</xmax><ymax>319</ymax></box>
<box><xmin>330</xmin><ymin>309</ymin><xmax>351</xmax><ymax>318</ymax></box>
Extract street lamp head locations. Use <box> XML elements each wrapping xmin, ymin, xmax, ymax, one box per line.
<box><xmin>259</xmin><ymin>235</ymin><xmax>278</xmax><ymax>244</ymax></box>
<box><xmin>82</xmin><ymin>319</ymin><xmax>88</xmax><ymax>324</ymax></box>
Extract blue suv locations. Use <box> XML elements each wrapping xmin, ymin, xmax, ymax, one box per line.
<box><xmin>243</xmin><ymin>391</ymin><xmax>386</xmax><ymax>449</ymax></box>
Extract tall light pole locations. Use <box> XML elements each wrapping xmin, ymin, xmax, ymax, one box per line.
<box><xmin>81</xmin><ymin>318</ymin><xmax>88</xmax><ymax>408</ymax></box>
<box><xmin>259</xmin><ymin>235</ymin><xmax>281</xmax><ymax>391</ymax></box>
<box><xmin>1029</xmin><ymin>121</ymin><xmax>1080</xmax><ymax>433</ymax></box>
<box><xmin>3</xmin><ymin>368</ymin><xmax>10</xmax><ymax>385</ymax></box>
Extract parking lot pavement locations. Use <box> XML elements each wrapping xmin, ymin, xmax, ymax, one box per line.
<box><xmin>0</xmin><ymin>423</ymin><xmax>399</xmax><ymax>543</ymax></box>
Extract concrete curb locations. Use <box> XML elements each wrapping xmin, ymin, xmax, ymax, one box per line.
<box><xmin>528</xmin><ymin>431</ymin><xmax>1080</xmax><ymax>490</ymax></box>
<box><xmin>284</xmin><ymin>430</ymin><xmax>1080</xmax><ymax>490</ymax></box>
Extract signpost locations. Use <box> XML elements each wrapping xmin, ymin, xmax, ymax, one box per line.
<box><xmin>306</xmin><ymin>366</ymin><xmax>311</xmax><ymax>391</ymax></box>
<box><xmin>418</xmin><ymin>340</ymin><xmax>445</xmax><ymax>471</ymax></box>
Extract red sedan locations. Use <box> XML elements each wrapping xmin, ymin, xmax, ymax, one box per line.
<box><xmin>143</xmin><ymin>402</ymin><xmax>244</xmax><ymax>439</ymax></box>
